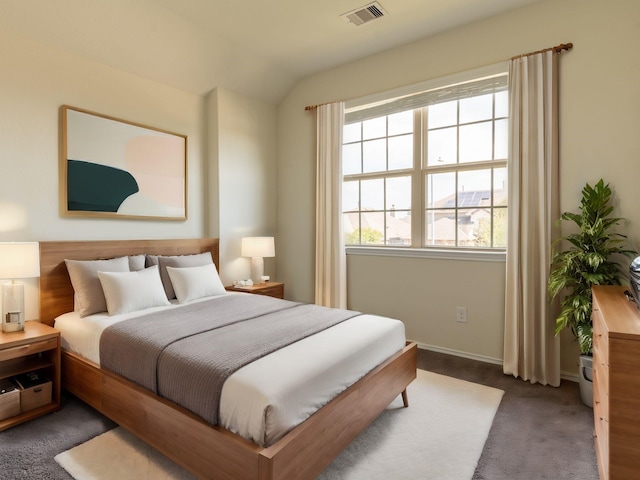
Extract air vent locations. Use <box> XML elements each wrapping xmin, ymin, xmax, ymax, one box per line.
<box><xmin>341</xmin><ymin>2</ymin><xmax>387</xmax><ymax>26</ymax></box>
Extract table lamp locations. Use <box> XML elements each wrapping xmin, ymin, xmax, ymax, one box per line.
<box><xmin>241</xmin><ymin>237</ymin><xmax>275</xmax><ymax>284</ymax></box>
<box><xmin>0</xmin><ymin>242</ymin><xmax>40</xmax><ymax>332</ymax></box>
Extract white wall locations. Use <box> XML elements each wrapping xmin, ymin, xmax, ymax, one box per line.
<box><xmin>207</xmin><ymin>88</ymin><xmax>278</xmax><ymax>285</ymax></box>
<box><xmin>277</xmin><ymin>0</ymin><xmax>640</xmax><ymax>375</ymax></box>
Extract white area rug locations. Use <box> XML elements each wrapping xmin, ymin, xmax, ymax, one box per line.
<box><xmin>55</xmin><ymin>370</ymin><xmax>503</xmax><ymax>480</ymax></box>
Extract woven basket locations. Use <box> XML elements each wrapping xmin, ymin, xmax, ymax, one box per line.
<box><xmin>0</xmin><ymin>388</ymin><xmax>21</xmax><ymax>420</ymax></box>
<box><xmin>15</xmin><ymin>378</ymin><xmax>52</xmax><ymax>412</ymax></box>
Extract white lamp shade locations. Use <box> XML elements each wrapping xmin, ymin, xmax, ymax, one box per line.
<box><xmin>0</xmin><ymin>242</ymin><xmax>40</xmax><ymax>279</ymax></box>
<box><xmin>241</xmin><ymin>237</ymin><xmax>275</xmax><ymax>258</ymax></box>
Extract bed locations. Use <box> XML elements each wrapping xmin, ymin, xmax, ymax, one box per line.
<box><xmin>39</xmin><ymin>238</ymin><xmax>417</xmax><ymax>480</ymax></box>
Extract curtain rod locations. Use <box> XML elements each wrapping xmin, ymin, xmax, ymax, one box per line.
<box><xmin>304</xmin><ymin>42</ymin><xmax>573</xmax><ymax>111</ymax></box>
<box><xmin>511</xmin><ymin>42</ymin><xmax>573</xmax><ymax>60</ymax></box>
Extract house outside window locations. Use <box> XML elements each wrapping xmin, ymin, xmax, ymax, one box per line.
<box><xmin>342</xmin><ymin>65</ymin><xmax>508</xmax><ymax>250</ymax></box>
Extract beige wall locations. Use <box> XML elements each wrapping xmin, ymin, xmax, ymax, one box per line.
<box><xmin>0</xmin><ymin>31</ymin><xmax>278</xmax><ymax>319</ymax></box>
<box><xmin>207</xmin><ymin>88</ymin><xmax>278</xmax><ymax>285</ymax></box>
<box><xmin>348</xmin><ymin>254</ymin><xmax>506</xmax><ymax>363</ymax></box>
<box><xmin>277</xmin><ymin>0</ymin><xmax>640</xmax><ymax>376</ymax></box>
<box><xmin>0</xmin><ymin>31</ymin><xmax>206</xmax><ymax>243</ymax></box>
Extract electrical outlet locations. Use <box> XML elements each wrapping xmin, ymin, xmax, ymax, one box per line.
<box><xmin>456</xmin><ymin>306</ymin><xmax>468</xmax><ymax>323</ymax></box>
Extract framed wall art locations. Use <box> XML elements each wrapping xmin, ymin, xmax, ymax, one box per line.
<box><xmin>60</xmin><ymin>105</ymin><xmax>187</xmax><ymax>220</ymax></box>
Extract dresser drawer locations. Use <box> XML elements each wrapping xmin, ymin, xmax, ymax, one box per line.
<box><xmin>593</xmin><ymin>366</ymin><xmax>609</xmax><ymax>421</ymax></box>
<box><xmin>593</xmin><ymin>327</ymin><xmax>608</xmax><ymax>360</ymax></box>
<box><xmin>592</xmin><ymin>307</ymin><xmax>608</xmax><ymax>350</ymax></box>
<box><xmin>593</xmin><ymin>343</ymin><xmax>609</xmax><ymax>391</ymax></box>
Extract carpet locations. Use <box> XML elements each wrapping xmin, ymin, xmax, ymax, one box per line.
<box><xmin>55</xmin><ymin>370</ymin><xmax>503</xmax><ymax>480</ymax></box>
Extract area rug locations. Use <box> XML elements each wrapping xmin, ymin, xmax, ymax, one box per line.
<box><xmin>55</xmin><ymin>370</ymin><xmax>503</xmax><ymax>480</ymax></box>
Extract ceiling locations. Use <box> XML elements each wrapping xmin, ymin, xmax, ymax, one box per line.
<box><xmin>0</xmin><ymin>0</ymin><xmax>542</xmax><ymax>104</ymax></box>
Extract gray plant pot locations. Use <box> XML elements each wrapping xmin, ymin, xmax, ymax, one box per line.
<box><xmin>579</xmin><ymin>354</ymin><xmax>593</xmax><ymax>407</ymax></box>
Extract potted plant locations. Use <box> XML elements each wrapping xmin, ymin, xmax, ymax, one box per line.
<box><xmin>548</xmin><ymin>179</ymin><xmax>636</xmax><ymax>406</ymax></box>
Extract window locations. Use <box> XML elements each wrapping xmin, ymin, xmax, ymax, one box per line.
<box><xmin>342</xmin><ymin>65</ymin><xmax>508</xmax><ymax>250</ymax></box>
<box><xmin>342</xmin><ymin>111</ymin><xmax>414</xmax><ymax>246</ymax></box>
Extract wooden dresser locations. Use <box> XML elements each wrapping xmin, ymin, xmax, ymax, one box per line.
<box><xmin>592</xmin><ymin>285</ymin><xmax>640</xmax><ymax>480</ymax></box>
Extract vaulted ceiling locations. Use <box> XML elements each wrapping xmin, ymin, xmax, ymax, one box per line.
<box><xmin>0</xmin><ymin>0</ymin><xmax>542</xmax><ymax>103</ymax></box>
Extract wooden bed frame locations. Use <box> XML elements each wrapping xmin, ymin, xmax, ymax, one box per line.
<box><xmin>39</xmin><ymin>238</ymin><xmax>417</xmax><ymax>480</ymax></box>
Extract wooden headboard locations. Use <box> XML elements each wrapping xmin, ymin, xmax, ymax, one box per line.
<box><xmin>39</xmin><ymin>238</ymin><xmax>220</xmax><ymax>326</ymax></box>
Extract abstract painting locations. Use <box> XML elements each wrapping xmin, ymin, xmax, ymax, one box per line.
<box><xmin>61</xmin><ymin>106</ymin><xmax>187</xmax><ymax>220</ymax></box>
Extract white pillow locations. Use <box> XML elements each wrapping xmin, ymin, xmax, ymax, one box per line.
<box><xmin>97</xmin><ymin>266</ymin><xmax>170</xmax><ymax>315</ymax></box>
<box><xmin>146</xmin><ymin>252</ymin><xmax>214</xmax><ymax>300</ymax></box>
<box><xmin>166</xmin><ymin>263</ymin><xmax>226</xmax><ymax>304</ymax></box>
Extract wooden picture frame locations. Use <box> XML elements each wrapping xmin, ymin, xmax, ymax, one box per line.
<box><xmin>60</xmin><ymin>105</ymin><xmax>187</xmax><ymax>221</ymax></box>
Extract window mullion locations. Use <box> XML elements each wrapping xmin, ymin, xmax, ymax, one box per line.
<box><xmin>411</xmin><ymin>109</ymin><xmax>423</xmax><ymax>248</ymax></box>
<box><xmin>344</xmin><ymin>170</ymin><xmax>412</xmax><ymax>182</ymax></box>
<box><xmin>493</xmin><ymin>171</ymin><xmax>498</xmax><ymax>248</ymax></box>
<box><xmin>455</xmin><ymin>100</ymin><xmax>460</xmax><ymax>247</ymax></box>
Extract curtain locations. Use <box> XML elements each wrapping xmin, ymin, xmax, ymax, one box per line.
<box><xmin>315</xmin><ymin>102</ymin><xmax>347</xmax><ymax>309</ymax></box>
<box><xmin>503</xmin><ymin>51</ymin><xmax>561</xmax><ymax>387</ymax></box>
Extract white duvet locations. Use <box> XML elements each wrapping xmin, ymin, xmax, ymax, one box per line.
<box><xmin>54</xmin><ymin>293</ymin><xmax>406</xmax><ymax>446</ymax></box>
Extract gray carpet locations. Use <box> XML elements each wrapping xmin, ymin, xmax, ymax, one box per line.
<box><xmin>420</xmin><ymin>351</ymin><xmax>598</xmax><ymax>480</ymax></box>
<box><xmin>1</xmin><ymin>349</ymin><xmax>598</xmax><ymax>480</ymax></box>
<box><xmin>0</xmin><ymin>392</ymin><xmax>115</xmax><ymax>479</ymax></box>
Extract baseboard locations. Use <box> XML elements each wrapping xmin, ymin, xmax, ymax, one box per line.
<box><xmin>413</xmin><ymin>341</ymin><xmax>503</xmax><ymax>366</ymax></box>
<box><xmin>560</xmin><ymin>370</ymin><xmax>579</xmax><ymax>383</ymax></box>
<box><xmin>414</xmin><ymin>341</ymin><xmax>580</xmax><ymax>383</ymax></box>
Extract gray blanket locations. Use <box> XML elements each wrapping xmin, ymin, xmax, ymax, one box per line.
<box><xmin>100</xmin><ymin>294</ymin><xmax>360</xmax><ymax>425</ymax></box>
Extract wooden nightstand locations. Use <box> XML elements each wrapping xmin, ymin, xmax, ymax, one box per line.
<box><xmin>225</xmin><ymin>281</ymin><xmax>284</xmax><ymax>299</ymax></box>
<box><xmin>0</xmin><ymin>321</ymin><xmax>61</xmax><ymax>431</ymax></box>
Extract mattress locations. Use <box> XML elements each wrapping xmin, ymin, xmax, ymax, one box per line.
<box><xmin>54</xmin><ymin>294</ymin><xmax>406</xmax><ymax>446</ymax></box>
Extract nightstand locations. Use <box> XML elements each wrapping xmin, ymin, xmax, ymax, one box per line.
<box><xmin>0</xmin><ymin>321</ymin><xmax>61</xmax><ymax>431</ymax></box>
<box><xmin>225</xmin><ymin>281</ymin><xmax>284</xmax><ymax>299</ymax></box>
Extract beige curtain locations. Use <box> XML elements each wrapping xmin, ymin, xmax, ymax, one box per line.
<box><xmin>315</xmin><ymin>102</ymin><xmax>347</xmax><ymax>308</ymax></box>
<box><xmin>503</xmin><ymin>51</ymin><xmax>561</xmax><ymax>386</ymax></box>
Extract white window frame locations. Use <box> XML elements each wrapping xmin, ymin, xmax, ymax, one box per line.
<box><xmin>343</xmin><ymin>63</ymin><xmax>509</xmax><ymax>260</ymax></box>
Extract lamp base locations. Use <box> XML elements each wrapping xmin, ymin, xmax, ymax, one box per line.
<box><xmin>2</xmin><ymin>321</ymin><xmax>23</xmax><ymax>333</ymax></box>
<box><xmin>250</xmin><ymin>257</ymin><xmax>265</xmax><ymax>284</ymax></box>
<box><xmin>2</xmin><ymin>282</ymin><xmax>25</xmax><ymax>332</ymax></box>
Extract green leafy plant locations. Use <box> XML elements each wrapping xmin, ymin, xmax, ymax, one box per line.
<box><xmin>345</xmin><ymin>227</ymin><xmax>383</xmax><ymax>245</ymax></box>
<box><xmin>548</xmin><ymin>179</ymin><xmax>636</xmax><ymax>354</ymax></box>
